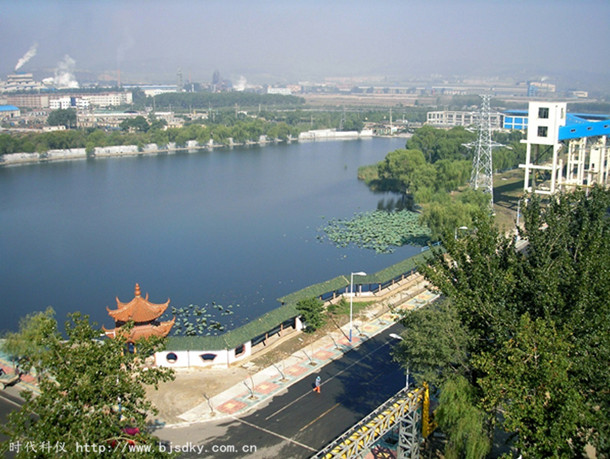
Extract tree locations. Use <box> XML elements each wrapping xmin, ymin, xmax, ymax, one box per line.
<box><xmin>476</xmin><ymin>314</ymin><xmax>585</xmax><ymax>457</ymax></box>
<box><xmin>47</xmin><ymin>109</ymin><xmax>76</xmax><ymax>129</ymax></box>
<box><xmin>377</xmin><ymin>149</ymin><xmax>436</xmax><ymax>194</ymax></box>
<box><xmin>296</xmin><ymin>297</ymin><xmax>326</xmax><ymax>333</ymax></box>
<box><xmin>1</xmin><ymin>313</ymin><xmax>174</xmax><ymax>458</ymax></box>
<box><xmin>406</xmin><ymin>126</ymin><xmax>474</xmax><ymax>163</ymax></box>
<box><xmin>393</xmin><ymin>298</ymin><xmax>471</xmax><ymax>388</ymax></box>
<box><xmin>1</xmin><ymin>307</ymin><xmax>57</xmax><ymax>380</ymax></box>
<box><xmin>435</xmin><ymin>376</ymin><xmax>491</xmax><ymax>459</ymax></box>
<box><xmin>397</xmin><ymin>187</ymin><xmax>610</xmax><ymax>456</ymax></box>
<box><xmin>120</xmin><ymin>116</ymin><xmax>149</xmax><ymax>133</ymax></box>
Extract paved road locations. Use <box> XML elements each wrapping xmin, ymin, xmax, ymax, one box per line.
<box><xmin>0</xmin><ymin>390</ymin><xmax>23</xmax><ymax>457</ymax></box>
<box><xmin>158</xmin><ymin>322</ymin><xmax>406</xmax><ymax>458</ymax></box>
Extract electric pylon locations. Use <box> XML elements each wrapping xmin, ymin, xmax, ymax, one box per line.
<box><xmin>465</xmin><ymin>94</ymin><xmax>503</xmax><ymax>209</ymax></box>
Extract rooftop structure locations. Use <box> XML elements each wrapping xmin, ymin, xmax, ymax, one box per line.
<box><xmin>520</xmin><ymin>102</ymin><xmax>610</xmax><ymax>195</ymax></box>
<box><xmin>103</xmin><ymin>283</ymin><xmax>175</xmax><ymax>342</ymax></box>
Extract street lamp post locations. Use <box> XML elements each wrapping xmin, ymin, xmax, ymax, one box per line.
<box><xmin>349</xmin><ymin>271</ymin><xmax>366</xmax><ymax>343</ymax></box>
<box><xmin>454</xmin><ymin>225</ymin><xmax>468</xmax><ymax>240</ymax></box>
<box><xmin>390</xmin><ymin>333</ymin><xmax>409</xmax><ymax>390</ymax></box>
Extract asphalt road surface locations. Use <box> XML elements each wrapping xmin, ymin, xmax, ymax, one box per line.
<box><xmin>162</xmin><ymin>322</ymin><xmax>407</xmax><ymax>458</ymax></box>
<box><xmin>0</xmin><ymin>390</ymin><xmax>23</xmax><ymax>457</ymax></box>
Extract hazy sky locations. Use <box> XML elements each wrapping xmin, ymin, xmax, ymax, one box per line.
<box><xmin>2</xmin><ymin>0</ymin><xmax>609</xmax><ymax>86</ymax></box>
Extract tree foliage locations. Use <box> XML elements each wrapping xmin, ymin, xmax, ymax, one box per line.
<box><xmin>1</xmin><ymin>313</ymin><xmax>174</xmax><ymax>458</ymax></box>
<box><xmin>296</xmin><ymin>297</ymin><xmax>326</xmax><ymax>333</ymax></box>
<box><xmin>436</xmin><ymin>375</ymin><xmax>491</xmax><ymax>459</ymax></box>
<box><xmin>396</xmin><ymin>186</ymin><xmax>610</xmax><ymax>456</ymax></box>
<box><xmin>1</xmin><ymin>307</ymin><xmax>57</xmax><ymax>380</ymax></box>
<box><xmin>406</xmin><ymin>126</ymin><xmax>474</xmax><ymax>163</ymax></box>
<box><xmin>47</xmin><ymin>109</ymin><xmax>76</xmax><ymax>128</ymax></box>
<box><xmin>393</xmin><ymin>298</ymin><xmax>471</xmax><ymax>388</ymax></box>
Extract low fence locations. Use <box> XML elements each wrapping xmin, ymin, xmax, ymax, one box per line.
<box><xmin>157</xmin><ymin>249</ymin><xmax>436</xmax><ymax>368</ymax></box>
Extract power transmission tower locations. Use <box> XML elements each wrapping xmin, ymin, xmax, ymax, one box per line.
<box><xmin>465</xmin><ymin>94</ymin><xmax>503</xmax><ymax>209</ymax></box>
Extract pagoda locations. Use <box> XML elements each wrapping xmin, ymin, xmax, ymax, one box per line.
<box><xmin>103</xmin><ymin>283</ymin><xmax>175</xmax><ymax>342</ymax></box>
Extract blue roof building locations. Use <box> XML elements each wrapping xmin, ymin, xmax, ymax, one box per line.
<box><xmin>0</xmin><ymin>105</ymin><xmax>20</xmax><ymax>119</ymax></box>
<box><xmin>520</xmin><ymin>102</ymin><xmax>610</xmax><ymax>195</ymax></box>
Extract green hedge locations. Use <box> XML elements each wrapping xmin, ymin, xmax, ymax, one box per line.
<box><xmin>278</xmin><ymin>275</ymin><xmax>350</xmax><ymax>305</ymax></box>
<box><xmin>166</xmin><ymin>249</ymin><xmax>437</xmax><ymax>351</ymax></box>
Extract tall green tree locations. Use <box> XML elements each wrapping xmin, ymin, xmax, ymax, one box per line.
<box><xmin>476</xmin><ymin>314</ymin><xmax>585</xmax><ymax>457</ymax></box>
<box><xmin>399</xmin><ymin>186</ymin><xmax>610</xmax><ymax>457</ymax></box>
<box><xmin>1</xmin><ymin>313</ymin><xmax>174</xmax><ymax>458</ymax></box>
<box><xmin>377</xmin><ymin>148</ymin><xmax>436</xmax><ymax>194</ymax></box>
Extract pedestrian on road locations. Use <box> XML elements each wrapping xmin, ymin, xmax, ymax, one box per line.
<box><xmin>313</xmin><ymin>375</ymin><xmax>321</xmax><ymax>393</ymax></box>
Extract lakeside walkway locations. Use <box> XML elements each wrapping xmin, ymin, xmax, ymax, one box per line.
<box><xmin>151</xmin><ymin>277</ymin><xmax>438</xmax><ymax>429</ymax></box>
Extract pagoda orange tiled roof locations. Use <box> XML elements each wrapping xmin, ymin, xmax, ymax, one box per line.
<box><xmin>103</xmin><ymin>316</ymin><xmax>176</xmax><ymax>341</ymax></box>
<box><xmin>107</xmin><ymin>283</ymin><xmax>170</xmax><ymax>324</ymax></box>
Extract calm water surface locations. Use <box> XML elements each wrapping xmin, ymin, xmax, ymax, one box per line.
<box><xmin>0</xmin><ymin>138</ymin><xmax>416</xmax><ymax>333</ymax></box>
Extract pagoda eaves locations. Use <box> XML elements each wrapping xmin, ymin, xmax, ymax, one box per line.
<box><xmin>107</xmin><ymin>283</ymin><xmax>170</xmax><ymax>324</ymax></box>
<box><xmin>104</xmin><ymin>283</ymin><xmax>174</xmax><ymax>342</ymax></box>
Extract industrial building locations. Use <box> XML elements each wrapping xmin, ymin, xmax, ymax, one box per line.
<box><xmin>426</xmin><ymin>109</ymin><xmax>503</xmax><ymax>129</ymax></box>
<box><xmin>0</xmin><ymin>73</ymin><xmax>45</xmax><ymax>92</ymax></box>
<box><xmin>520</xmin><ymin>102</ymin><xmax>610</xmax><ymax>195</ymax></box>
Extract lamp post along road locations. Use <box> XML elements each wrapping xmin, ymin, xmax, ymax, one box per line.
<box><xmin>454</xmin><ymin>225</ymin><xmax>468</xmax><ymax>240</ymax></box>
<box><xmin>349</xmin><ymin>271</ymin><xmax>366</xmax><ymax>343</ymax></box>
<box><xmin>390</xmin><ymin>333</ymin><xmax>409</xmax><ymax>390</ymax></box>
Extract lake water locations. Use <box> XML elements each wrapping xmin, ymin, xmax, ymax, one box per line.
<box><xmin>0</xmin><ymin>137</ymin><xmax>417</xmax><ymax>334</ymax></box>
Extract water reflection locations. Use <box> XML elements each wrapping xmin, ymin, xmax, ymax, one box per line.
<box><xmin>376</xmin><ymin>194</ymin><xmax>410</xmax><ymax>211</ymax></box>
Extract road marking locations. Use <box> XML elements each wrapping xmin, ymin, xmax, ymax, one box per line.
<box><xmin>232</xmin><ymin>416</ymin><xmax>317</xmax><ymax>452</ymax></box>
<box><xmin>264</xmin><ymin>340</ymin><xmax>390</xmax><ymax>421</ymax></box>
<box><xmin>299</xmin><ymin>403</ymin><xmax>340</xmax><ymax>432</ymax></box>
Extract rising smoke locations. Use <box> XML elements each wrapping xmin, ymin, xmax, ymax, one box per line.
<box><xmin>42</xmin><ymin>55</ymin><xmax>79</xmax><ymax>89</ymax></box>
<box><xmin>234</xmin><ymin>76</ymin><xmax>247</xmax><ymax>91</ymax></box>
<box><xmin>15</xmin><ymin>43</ymin><xmax>38</xmax><ymax>71</ymax></box>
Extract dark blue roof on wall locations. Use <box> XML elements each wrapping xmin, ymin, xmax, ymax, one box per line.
<box><xmin>503</xmin><ymin>110</ymin><xmax>528</xmax><ymax>116</ymax></box>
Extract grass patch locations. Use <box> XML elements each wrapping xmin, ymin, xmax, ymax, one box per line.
<box><xmin>327</xmin><ymin>298</ymin><xmax>375</xmax><ymax>316</ymax></box>
<box><xmin>492</xmin><ymin>168</ymin><xmax>525</xmax><ymax>231</ymax></box>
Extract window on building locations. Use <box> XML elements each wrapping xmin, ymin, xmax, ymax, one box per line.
<box><xmin>200</xmin><ymin>353</ymin><xmax>217</xmax><ymax>361</ymax></box>
<box><xmin>538</xmin><ymin>107</ymin><xmax>549</xmax><ymax>119</ymax></box>
<box><xmin>538</xmin><ymin>126</ymin><xmax>548</xmax><ymax>137</ymax></box>
<box><xmin>166</xmin><ymin>352</ymin><xmax>178</xmax><ymax>363</ymax></box>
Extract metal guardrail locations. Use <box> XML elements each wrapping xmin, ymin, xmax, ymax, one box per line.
<box><xmin>311</xmin><ymin>386</ymin><xmax>426</xmax><ymax>459</ymax></box>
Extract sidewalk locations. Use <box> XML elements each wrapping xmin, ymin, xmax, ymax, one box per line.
<box><xmin>0</xmin><ymin>350</ymin><xmax>40</xmax><ymax>399</ymax></box>
<box><xmin>154</xmin><ymin>286</ymin><xmax>439</xmax><ymax>429</ymax></box>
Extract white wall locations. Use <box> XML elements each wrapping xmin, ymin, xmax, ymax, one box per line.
<box><xmin>527</xmin><ymin>102</ymin><xmax>566</xmax><ymax>145</ymax></box>
<box><xmin>155</xmin><ymin>341</ymin><xmax>252</xmax><ymax>368</ymax></box>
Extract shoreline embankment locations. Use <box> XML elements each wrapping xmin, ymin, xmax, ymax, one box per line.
<box><xmin>0</xmin><ymin>129</ymin><xmax>404</xmax><ymax>168</ymax></box>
